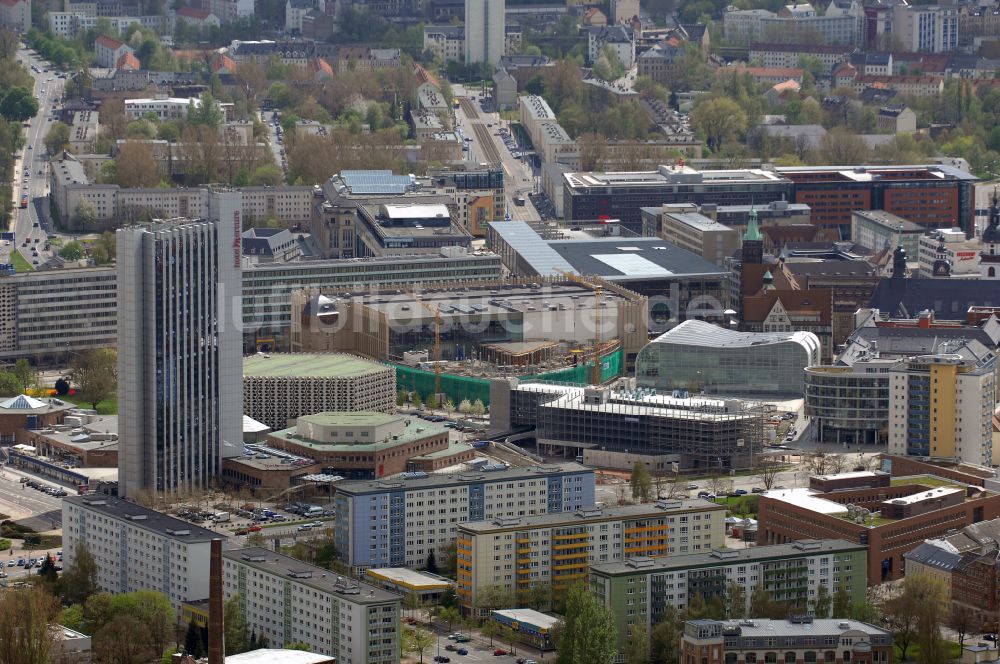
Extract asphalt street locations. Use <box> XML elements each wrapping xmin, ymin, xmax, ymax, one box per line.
<box><xmin>452</xmin><ymin>86</ymin><xmax>540</xmax><ymax>223</ymax></box>
<box><xmin>8</xmin><ymin>47</ymin><xmax>66</xmax><ymax>266</ymax></box>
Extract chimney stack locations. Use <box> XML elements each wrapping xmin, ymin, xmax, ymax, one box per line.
<box><xmin>208</xmin><ymin>538</ymin><xmax>225</xmax><ymax>664</ymax></box>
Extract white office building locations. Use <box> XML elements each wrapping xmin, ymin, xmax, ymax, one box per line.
<box><xmin>224</xmin><ymin>547</ymin><xmax>401</xmax><ymax>664</ymax></box>
<box><xmin>62</xmin><ymin>495</ymin><xmax>224</xmax><ymax>609</ymax></box>
<box><xmin>116</xmin><ymin>190</ymin><xmax>243</xmax><ymax>497</ymax></box>
<box><xmin>892</xmin><ymin>4</ymin><xmax>958</xmax><ymax>53</ymax></box>
<box><xmin>333</xmin><ymin>462</ymin><xmax>596</xmax><ymax>571</ymax></box>
<box><xmin>464</xmin><ymin>0</ymin><xmax>504</xmax><ymax>65</ymax></box>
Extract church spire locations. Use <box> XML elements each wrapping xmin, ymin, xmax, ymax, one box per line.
<box><xmin>744</xmin><ymin>206</ymin><xmax>762</xmax><ymax>242</ymax></box>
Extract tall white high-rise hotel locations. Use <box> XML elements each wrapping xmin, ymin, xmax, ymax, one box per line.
<box><xmin>117</xmin><ymin>190</ymin><xmax>243</xmax><ymax>497</ymax></box>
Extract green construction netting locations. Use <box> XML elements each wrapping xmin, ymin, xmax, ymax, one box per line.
<box><xmin>393</xmin><ymin>347</ymin><xmax>624</xmax><ymax>406</ymax></box>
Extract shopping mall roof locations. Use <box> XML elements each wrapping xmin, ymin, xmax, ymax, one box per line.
<box><xmin>243</xmin><ymin>353</ymin><xmax>389</xmax><ymax>379</ymax></box>
<box><xmin>488</xmin><ymin>221</ymin><xmax>727</xmax><ymax>282</ymax></box>
<box><xmin>648</xmin><ymin>319</ymin><xmax>822</xmax><ymax>353</ymax></box>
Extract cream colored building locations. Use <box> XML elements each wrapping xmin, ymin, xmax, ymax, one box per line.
<box><xmin>660</xmin><ymin>210</ymin><xmax>740</xmax><ymax>267</ymax></box>
<box><xmin>456</xmin><ymin>500</ymin><xmax>726</xmax><ymax>612</ymax></box>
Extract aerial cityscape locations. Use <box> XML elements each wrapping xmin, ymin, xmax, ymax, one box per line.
<box><xmin>2</xmin><ymin>0</ymin><xmax>1000</xmax><ymax>662</ymax></box>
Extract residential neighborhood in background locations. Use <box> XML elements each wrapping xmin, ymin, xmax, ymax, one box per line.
<box><xmin>2</xmin><ymin>0</ymin><xmax>1000</xmax><ymax>662</ymax></box>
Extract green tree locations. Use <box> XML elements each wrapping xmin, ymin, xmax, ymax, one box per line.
<box><xmin>397</xmin><ymin>390</ymin><xmax>407</xmax><ymax>406</ymax></box>
<box><xmin>625</xmin><ymin>621</ymin><xmax>650</xmax><ymax>664</ymax></box>
<box><xmin>224</xmin><ymin>594</ymin><xmax>249</xmax><ymax>655</ymax></box>
<box><xmin>812</xmin><ymin>583</ymin><xmax>832</xmax><ymax>618</ymax></box>
<box><xmin>188</xmin><ymin>91</ymin><xmax>223</xmax><ymax>128</ymax></box>
<box><xmin>0</xmin><ymin>86</ymin><xmax>38</xmax><ymax>122</ymax></box>
<box><xmin>0</xmin><ymin>586</ymin><xmax>61</xmax><ymax>664</ymax></box>
<box><xmin>439</xmin><ymin>606</ymin><xmax>461</xmax><ymax>632</ymax></box>
<box><xmin>426</xmin><ymin>393</ymin><xmax>439</xmax><ymax>409</ymax></box>
<box><xmin>481</xmin><ymin>620</ymin><xmax>501</xmax><ymax>646</ymax></box>
<box><xmin>250</xmin><ymin>163</ymin><xmax>284</xmax><ymax>186</ymax></box>
<box><xmin>425</xmin><ymin>549</ymin><xmax>438</xmax><ymax>575</ymax></box>
<box><xmin>690</xmin><ymin>97</ymin><xmax>748</xmax><ymax>152</ymax></box>
<box><xmin>555</xmin><ymin>583</ymin><xmax>618</xmax><ymax>664</ymax></box>
<box><xmin>69</xmin><ymin>348</ymin><xmax>117</xmax><ymax>410</ymax></box>
<box><xmin>403</xmin><ymin>627</ymin><xmax>435</xmax><ymax>664</ymax></box>
<box><xmin>44</xmin><ymin>121</ymin><xmax>71</xmax><ymax>155</ymax></box>
<box><xmin>89</xmin><ymin>232</ymin><xmax>117</xmax><ymax>265</ymax></box>
<box><xmin>284</xmin><ymin>642</ymin><xmax>310</xmax><ymax>651</ymax></box>
<box><xmin>831</xmin><ymin>586</ymin><xmax>851</xmax><ymax>619</ymax></box>
<box><xmin>411</xmin><ymin>391</ymin><xmax>422</xmax><ymax>408</ymax></box>
<box><xmin>650</xmin><ymin>606</ymin><xmax>682</xmax><ymax>664</ymax></box>
<box><xmin>184</xmin><ymin>619</ymin><xmax>204</xmax><ymax>658</ymax></box>
<box><xmin>725</xmin><ymin>582</ymin><xmax>746</xmax><ymax>619</ymax></box>
<box><xmin>12</xmin><ymin>358</ymin><xmax>35</xmax><ymax>394</ymax></box>
<box><xmin>71</xmin><ymin>198</ymin><xmax>98</xmax><ymax>229</ymax></box>
<box><xmin>631</xmin><ymin>461</ymin><xmax>653</xmax><ymax>503</ymax></box>
<box><xmin>59</xmin><ymin>241</ymin><xmax>85</xmax><ymax>261</ymax></box>
<box><xmin>60</xmin><ymin>542</ymin><xmax>99</xmax><ymax>606</ymax></box>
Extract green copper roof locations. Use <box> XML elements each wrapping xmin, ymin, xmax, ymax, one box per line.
<box><xmin>744</xmin><ymin>207</ymin><xmax>762</xmax><ymax>242</ymax></box>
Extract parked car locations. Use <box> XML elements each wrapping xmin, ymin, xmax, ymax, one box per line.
<box><xmin>751</xmin><ymin>487</ymin><xmax>766</xmax><ymax>494</ymax></box>
<box><xmin>445</xmin><ymin>645</ymin><xmax>458</xmax><ymax>652</ymax></box>
<box><xmin>734</xmin><ymin>489</ymin><xmax>748</xmax><ymax>496</ymax></box>
<box><xmin>433</xmin><ymin>657</ymin><xmax>450</xmax><ymax>663</ymax></box>
<box><xmin>453</xmin><ymin>635</ymin><xmax>471</xmax><ymax>643</ymax></box>
<box><xmin>456</xmin><ymin>649</ymin><xmax>468</xmax><ymax>656</ymax></box>
<box><xmin>685</xmin><ymin>483</ymin><xmax>699</xmax><ymax>490</ymax></box>
<box><xmin>493</xmin><ymin>650</ymin><xmax>507</xmax><ymax>656</ymax></box>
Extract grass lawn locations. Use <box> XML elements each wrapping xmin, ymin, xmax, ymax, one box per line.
<box><xmin>713</xmin><ymin>495</ymin><xmax>759</xmax><ymax>518</ymax></box>
<box><xmin>22</xmin><ymin>534</ymin><xmax>61</xmax><ymax>550</ymax></box>
<box><xmin>895</xmin><ymin>640</ymin><xmax>961</xmax><ymax>662</ymax></box>
<box><xmin>59</xmin><ymin>392</ymin><xmax>117</xmax><ymax>415</ymax></box>
<box><xmin>10</xmin><ymin>251</ymin><xmax>33</xmax><ymax>272</ymax></box>
<box><xmin>891</xmin><ymin>475</ymin><xmax>962</xmax><ymax>488</ymax></box>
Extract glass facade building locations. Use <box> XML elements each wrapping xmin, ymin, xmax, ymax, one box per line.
<box><xmin>803</xmin><ymin>362</ymin><xmax>893</xmax><ymax>446</ymax></box>
<box><xmin>635</xmin><ymin>320</ymin><xmax>822</xmax><ymax>397</ymax></box>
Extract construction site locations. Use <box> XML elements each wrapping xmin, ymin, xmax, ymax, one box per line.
<box><xmin>290</xmin><ymin>276</ymin><xmax>648</xmax><ymax>405</ymax></box>
<box><xmin>490</xmin><ymin>379</ymin><xmax>773</xmax><ymax>472</ymax></box>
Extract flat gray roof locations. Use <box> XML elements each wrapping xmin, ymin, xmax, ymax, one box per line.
<box><xmin>66</xmin><ymin>495</ymin><xmax>222</xmax><ymax>543</ymax></box>
<box><xmin>489</xmin><ymin>221</ymin><xmax>728</xmax><ymax>281</ymax></box>
<box><xmin>687</xmin><ymin>618</ymin><xmax>891</xmax><ymax>639</ymax></box>
<box><xmin>459</xmin><ymin>500</ymin><xmax>725</xmax><ymax>533</ymax></box>
<box><xmin>225</xmin><ymin>547</ymin><xmax>399</xmax><ymax>604</ymax></box>
<box><xmin>335</xmin><ymin>462</ymin><xmax>591</xmax><ymax>496</ymax></box>
<box><xmin>590</xmin><ymin>539</ymin><xmax>865</xmax><ymax>576</ymax></box>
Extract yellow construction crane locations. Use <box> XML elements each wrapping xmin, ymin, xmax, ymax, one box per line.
<box><xmin>408</xmin><ymin>288</ymin><xmax>442</xmax><ymax>398</ymax></box>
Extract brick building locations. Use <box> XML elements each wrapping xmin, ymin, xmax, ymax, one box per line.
<box><xmin>774</xmin><ymin>164</ymin><xmax>978</xmax><ymax>236</ymax></box>
<box><xmin>0</xmin><ymin>395</ymin><xmax>76</xmax><ymax>442</ymax></box>
<box><xmin>756</xmin><ymin>483</ymin><xmax>1000</xmax><ymax>583</ymax></box>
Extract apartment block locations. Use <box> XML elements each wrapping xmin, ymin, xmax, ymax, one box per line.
<box><xmin>590</xmin><ymin>539</ymin><xmax>867</xmax><ymax>648</ymax></box>
<box><xmin>62</xmin><ymin>495</ymin><xmax>223</xmax><ymax>609</ymax></box>
<box><xmin>224</xmin><ymin>548</ymin><xmax>401</xmax><ymax>664</ymax></box>
<box><xmin>889</xmin><ymin>347</ymin><xmax>996</xmax><ymax>466</ymax></box>
<box><xmin>51</xmin><ymin>155</ymin><xmax>314</xmax><ymax>228</ymax></box>
<box><xmin>0</xmin><ymin>0</ymin><xmax>30</xmax><ymax>33</ymax></box>
<box><xmin>892</xmin><ymin>4</ymin><xmax>958</xmax><ymax>53</ymax></box>
<box><xmin>0</xmin><ymin>267</ymin><xmax>117</xmax><ymax>364</ymax></box>
<box><xmin>456</xmin><ymin>500</ymin><xmax>725</xmax><ymax>611</ymax></box>
<box><xmin>333</xmin><ymin>463</ymin><xmax>596</xmax><ymax>571</ymax></box>
<box><xmin>423</xmin><ymin>25</ymin><xmax>464</xmax><ymax>63</ymax></box>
